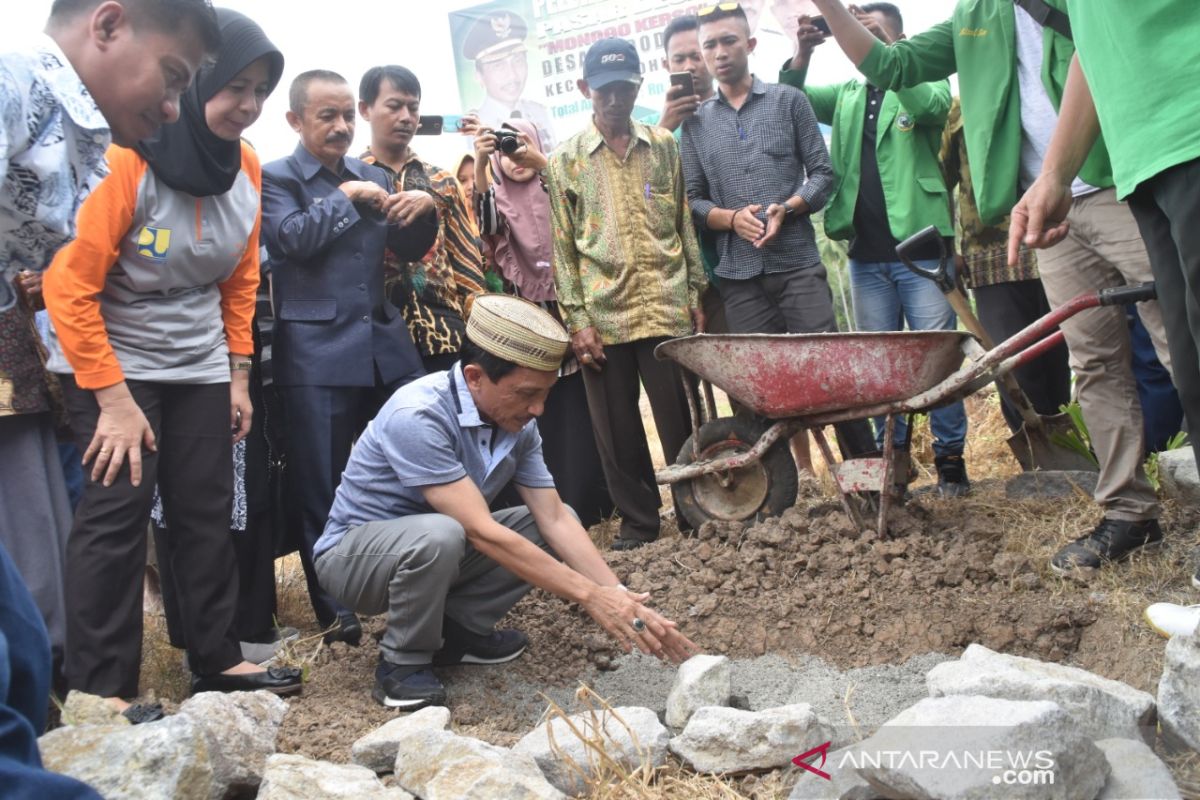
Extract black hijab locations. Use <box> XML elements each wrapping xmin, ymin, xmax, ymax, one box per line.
<box><xmin>137</xmin><ymin>8</ymin><xmax>284</xmax><ymax>197</ymax></box>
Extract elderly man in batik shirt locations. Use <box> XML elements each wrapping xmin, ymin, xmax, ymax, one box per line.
<box><xmin>547</xmin><ymin>38</ymin><xmax>707</xmax><ymax>551</ymax></box>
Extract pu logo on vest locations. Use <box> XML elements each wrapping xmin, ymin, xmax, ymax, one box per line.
<box><xmin>136</xmin><ymin>226</ymin><xmax>171</xmax><ymax>261</ymax></box>
<box><xmin>896</xmin><ymin>113</ymin><xmax>915</xmax><ymax>132</ymax></box>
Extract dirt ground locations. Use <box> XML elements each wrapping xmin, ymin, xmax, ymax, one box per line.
<box><xmin>135</xmin><ymin>395</ymin><xmax>1200</xmax><ymax>797</ymax></box>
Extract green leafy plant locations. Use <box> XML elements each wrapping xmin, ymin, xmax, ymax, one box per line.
<box><xmin>1051</xmin><ymin>401</ymin><xmax>1189</xmax><ymax>490</ymax></box>
<box><xmin>1145</xmin><ymin>430</ymin><xmax>1190</xmax><ymax>491</ymax></box>
<box><xmin>1048</xmin><ymin>401</ymin><xmax>1100</xmax><ymax>468</ymax></box>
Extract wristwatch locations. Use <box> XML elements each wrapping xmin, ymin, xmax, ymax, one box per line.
<box><xmin>784</xmin><ymin>203</ymin><xmax>797</xmax><ymax>217</ymax></box>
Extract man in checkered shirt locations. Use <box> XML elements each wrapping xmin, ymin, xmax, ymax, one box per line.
<box><xmin>681</xmin><ymin>2</ymin><xmax>875</xmax><ymax>458</ymax></box>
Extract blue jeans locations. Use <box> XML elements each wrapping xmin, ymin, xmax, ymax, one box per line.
<box><xmin>849</xmin><ymin>258</ymin><xmax>968</xmax><ymax>457</ymax></box>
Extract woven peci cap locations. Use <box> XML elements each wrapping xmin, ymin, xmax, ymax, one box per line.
<box><xmin>466</xmin><ymin>294</ymin><xmax>569</xmax><ymax>372</ymax></box>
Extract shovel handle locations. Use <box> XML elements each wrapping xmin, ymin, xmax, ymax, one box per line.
<box><xmin>895</xmin><ymin>225</ymin><xmax>954</xmax><ymax>293</ymax></box>
<box><xmin>897</xmin><ymin>225</ymin><xmax>1047</xmax><ymax>429</ymax></box>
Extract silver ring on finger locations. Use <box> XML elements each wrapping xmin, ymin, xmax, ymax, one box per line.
<box><xmin>631</xmin><ymin>617</ymin><xmax>646</xmax><ymax>633</ymax></box>
<box><xmin>581</xmin><ymin>353</ymin><xmax>593</xmax><ymax>362</ymax></box>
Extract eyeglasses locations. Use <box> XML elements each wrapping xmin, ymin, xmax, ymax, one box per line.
<box><xmin>697</xmin><ymin>2</ymin><xmax>743</xmax><ymax>17</ymax></box>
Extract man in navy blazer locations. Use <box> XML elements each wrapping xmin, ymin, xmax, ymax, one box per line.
<box><xmin>261</xmin><ymin>69</ymin><xmax>434</xmax><ymax>643</ymax></box>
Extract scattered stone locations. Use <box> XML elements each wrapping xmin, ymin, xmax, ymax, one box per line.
<box><xmin>178</xmin><ymin>690</ymin><xmax>288</xmax><ymax>799</ymax></box>
<box><xmin>665</xmin><ymin>654</ymin><xmax>731</xmax><ymax>730</ymax></box>
<box><xmin>257</xmin><ymin>753</ymin><xmax>412</xmax><ymax>799</ymax></box>
<box><xmin>856</xmin><ymin>696</ymin><xmax>1107</xmax><ymax>800</ymax></box>
<box><xmin>1005</xmin><ymin>470</ymin><xmax>1098</xmax><ymax>500</ymax></box>
<box><xmin>393</xmin><ymin>728</ymin><xmax>563</xmax><ymax>799</ymax></box>
<box><xmin>1158</xmin><ymin>633</ymin><xmax>1200</xmax><ymax>752</ymax></box>
<box><xmin>1157</xmin><ymin>449</ymin><xmax>1200</xmax><ymax>505</ymax></box>
<box><xmin>514</xmin><ymin>706</ymin><xmax>668</xmax><ymax>795</ymax></box>
<box><xmin>926</xmin><ymin>643</ymin><xmax>1155</xmax><ymax>741</ymax></box>
<box><xmin>787</xmin><ymin>747</ymin><xmax>873</xmax><ymax>800</ymax></box>
<box><xmin>669</xmin><ymin>704</ymin><xmax>832</xmax><ymax>773</ymax></box>
<box><xmin>1095</xmin><ymin>738</ymin><xmax>1180</xmax><ymax>800</ymax></box>
<box><xmin>351</xmin><ymin>706</ymin><xmax>451</xmax><ymax>773</ymax></box>
<box><xmin>60</xmin><ymin>691</ymin><xmax>130</xmax><ymax>727</ymax></box>
<box><xmin>40</xmin><ymin>715</ymin><xmax>213</xmax><ymax>799</ymax></box>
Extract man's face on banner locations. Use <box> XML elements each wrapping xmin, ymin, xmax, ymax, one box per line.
<box><xmin>476</xmin><ymin>46</ymin><xmax>529</xmax><ymax>107</ymax></box>
<box><xmin>770</xmin><ymin>0</ymin><xmax>819</xmax><ymax>40</ymax></box>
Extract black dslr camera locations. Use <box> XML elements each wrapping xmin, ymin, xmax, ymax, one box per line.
<box><xmin>494</xmin><ymin>129</ymin><xmax>523</xmax><ymax>155</ymax></box>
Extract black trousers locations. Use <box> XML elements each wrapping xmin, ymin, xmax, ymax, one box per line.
<box><xmin>155</xmin><ymin>509</ymin><xmax>276</xmax><ymax>646</ymax></box>
<box><xmin>63</xmin><ymin>379</ymin><xmax>241</xmax><ymax>697</ymax></box>
<box><xmin>1128</xmin><ymin>157</ymin><xmax>1200</xmax><ymax>467</ymax></box>
<box><xmin>972</xmin><ymin>279</ymin><xmax>1073</xmax><ymax>432</ymax></box>
<box><xmin>720</xmin><ymin>267</ymin><xmax>876</xmax><ymax>458</ymax></box>
<box><xmin>537</xmin><ymin>371</ymin><xmax>614</xmax><ymax>529</ymax></box>
<box><xmin>581</xmin><ymin>338</ymin><xmax>692</xmax><ymax>542</ymax></box>
<box><xmin>279</xmin><ymin>380</ymin><xmax>399</xmax><ymax>626</ymax></box>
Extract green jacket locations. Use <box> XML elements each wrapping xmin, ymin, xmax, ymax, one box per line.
<box><xmin>779</xmin><ymin>64</ymin><xmax>953</xmax><ymax>243</ymax></box>
<box><xmin>857</xmin><ymin>0</ymin><xmax>1114</xmax><ymax>226</ymax></box>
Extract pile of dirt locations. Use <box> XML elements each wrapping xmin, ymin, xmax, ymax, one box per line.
<box><xmin>264</xmin><ymin>479</ymin><xmax>1197</xmax><ymax>765</ymax></box>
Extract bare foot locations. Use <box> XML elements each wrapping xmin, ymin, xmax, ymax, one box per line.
<box><xmin>105</xmin><ymin>697</ymin><xmax>131</xmax><ymax>714</ymax></box>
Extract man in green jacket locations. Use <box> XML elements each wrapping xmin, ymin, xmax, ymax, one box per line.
<box><xmin>811</xmin><ymin>0</ymin><xmax>1172</xmax><ymax>577</ymax></box>
<box><xmin>780</xmin><ymin>2</ymin><xmax>969</xmax><ymax>497</ymax></box>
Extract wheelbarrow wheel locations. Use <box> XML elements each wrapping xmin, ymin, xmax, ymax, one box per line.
<box><xmin>672</xmin><ymin>415</ymin><xmax>798</xmax><ymax>530</ymax></box>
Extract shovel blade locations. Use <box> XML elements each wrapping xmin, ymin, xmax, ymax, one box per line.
<box><xmin>1006</xmin><ymin>413</ymin><xmax>1099</xmax><ymax>472</ymax></box>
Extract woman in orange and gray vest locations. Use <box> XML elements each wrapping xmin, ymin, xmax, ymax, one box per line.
<box><xmin>43</xmin><ymin>8</ymin><xmax>301</xmax><ymax>720</ymax></box>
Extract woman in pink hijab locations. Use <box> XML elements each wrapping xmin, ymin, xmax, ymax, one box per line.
<box><xmin>473</xmin><ymin>120</ymin><xmax>613</xmax><ymax>527</ymax></box>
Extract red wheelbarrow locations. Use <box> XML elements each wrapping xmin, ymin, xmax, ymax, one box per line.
<box><xmin>654</xmin><ymin>282</ymin><xmax>1158</xmax><ymax>536</ymax></box>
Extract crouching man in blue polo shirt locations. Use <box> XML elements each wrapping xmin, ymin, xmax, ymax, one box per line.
<box><xmin>313</xmin><ymin>294</ymin><xmax>697</xmax><ymax>708</ymax></box>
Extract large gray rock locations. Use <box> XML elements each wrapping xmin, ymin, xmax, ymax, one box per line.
<box><xmin>665</xmin><ymin>655</ymin><xmax>731</xmax><ymax>730</ymax></box>
<box><xmin>393</xmin><ymin>728</ymin><xmax>563</xmax><ymax>799</ymax></box>
<box><xmin>787</xmin><ymin>747</ymin><xmax>874</xmax><ymax>800</ymax></box>
<box><xmin>513</xmin><ymin>706</ymin><xmax>668</xmax><ymax>795</ymax></box>
<box><xmin>60</xmin><ymin>691</ymin><xmax>130</xmax><ymax>727</ymax></box>
<box><xmin>669</xmin><ymin>704</ymin><xmax>832</xmax><ymax>773</ymax></box>
<box><xmin>40</xmin><ymin>715</ymin><xmax>214</xmax><ymax>799</ymax></box>
<box><xmin>351</xmin><ymin>705</ymin><xmax>451</xmax><ymax>773</ymax></box>
<box><xmin>857</xmin><ymin>696</ymin><xmax>1107</xmax><ymax>800</ymax></box>
<box><xmin>1158</xmin><ymin>633</ymin><xmax>1200</xmax><ymax>752</ymax></box>
<box><xmin>1005</xmin><ymin>470</ymin><xmax>1098</xmax><ymax>500</ymax></box>
<box><xmin>1095</xmin><ymin>738</ymin><xmax>1180</xmax><ymax>800</ymax></box>
<box><xmin>179</xmin><ymin>690</ymin><xmax>288</xmax><ymax>799</ymax></box>
<box><xmin>926</xmin><ymin>643</ymin><xmax>1155</xmax><ymax>742</ymax></box>
<box><xmin>257</xmin><ymin>754</ymin><xmax>413</xmax><ymax>799</ymax></box>
<box><xmin>1157</xmin><ymin>449</ymin><xmax>1200</xmax><ymax>505</ymax></box>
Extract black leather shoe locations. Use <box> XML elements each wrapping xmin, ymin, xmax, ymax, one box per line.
<box><xmin>323</xmin><ymin>611</ymin><xmax>363</xmax><ymax>645</ymax></box>
<box><xmin>1051</xmin><ymin>518</ymin><xmax>1163</xmax><ymax>575</ymax></box>
<box><xmin>191</xmin><ymin>665</ymin><xmax>303</xmax><ymax>696</ymax></box>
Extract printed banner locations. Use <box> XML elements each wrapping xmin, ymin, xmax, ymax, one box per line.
<box><xmin>447</xmin><ymin>0</ymin><xmax>817</xmax><ymax>148</ymax></box>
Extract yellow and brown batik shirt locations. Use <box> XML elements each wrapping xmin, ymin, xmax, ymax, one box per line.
<box><xmin>362</xmin><ymin>149</ymin><xmax>486</xmax><ymax>357</ymax></box>
<box><xmin>546</xmin><ymin>120</ymin><xmax>705</xmax><ymax>345</ymax></box>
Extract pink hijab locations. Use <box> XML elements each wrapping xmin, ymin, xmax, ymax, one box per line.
<box><xmin>488</xmin><ymin>119</ymin><xmax>556</xmax><ymax>302</ymax></box>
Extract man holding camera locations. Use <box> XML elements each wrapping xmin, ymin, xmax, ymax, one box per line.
<box><xmin>359</xmin><ymin>65</ymin><xmax>488</xmax><ymax>375</ymax></box>
<box><xmin>547</xmin><ymin>38</ymin><xmax>706</xmax><ymax>550</ymax></box>
<box><xmin>261</xmin><ymin>69</ymin><xmax>434</xmax><ymax>643</ymax></box>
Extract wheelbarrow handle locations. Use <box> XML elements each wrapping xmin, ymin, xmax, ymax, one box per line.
<box><xmin>1099</xmin><ymin>282</ymin><xmax>1157</xmax><ymax>306</ymax></box>
<box><xmin>895</xmin><ymin>225</ymin><xmax>953</xmax><ymax>293</ymax></box>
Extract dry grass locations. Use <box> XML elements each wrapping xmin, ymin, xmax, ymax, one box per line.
<box><xmin>131</xmin><ymin>385</ymin><xmax>1200</xmax><ymax>798</ymax></box>
<box><xmin>541</xmin><ymin>685</ymin><xmax>786</xmax><ymax>799</ymax></box>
